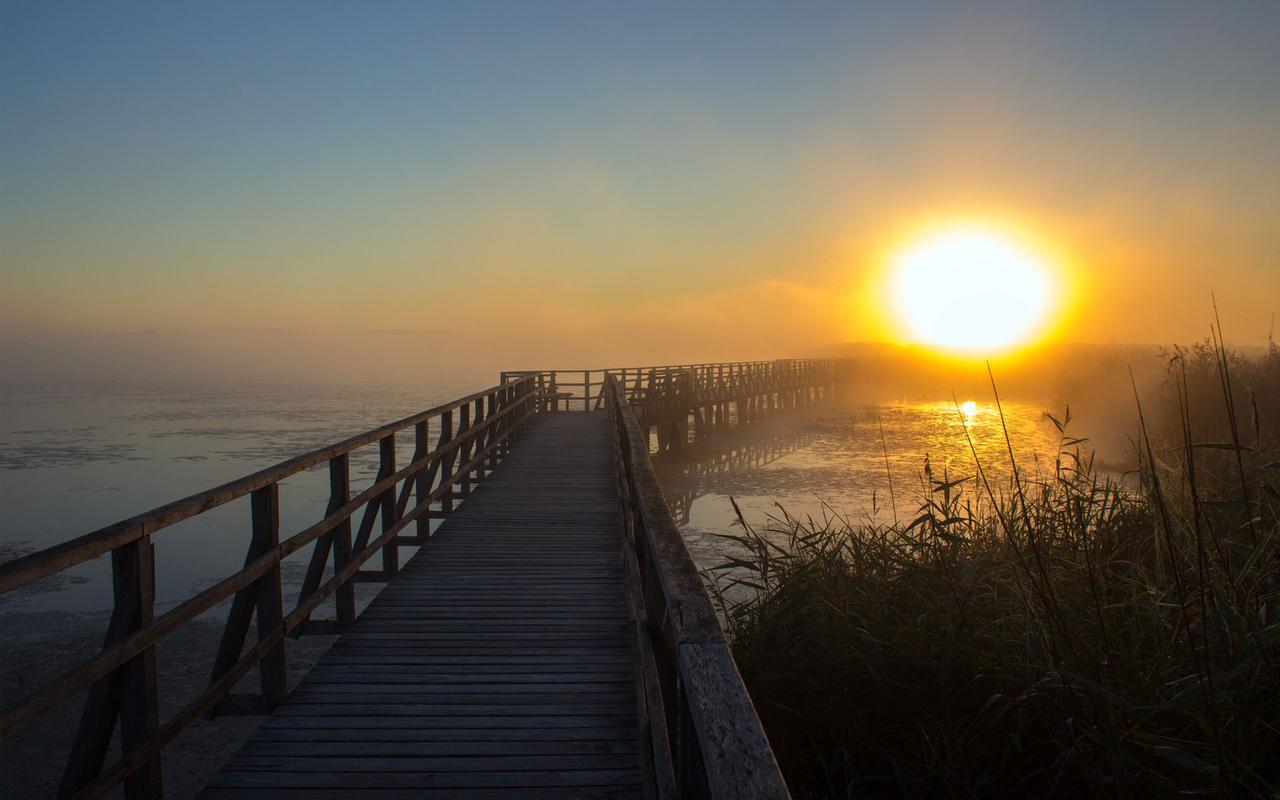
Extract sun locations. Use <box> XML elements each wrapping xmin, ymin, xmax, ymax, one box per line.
<box><xmin>890</xmin><ymin>226</ymin><xmax>1056</xmax><ymax>352</ymax></box>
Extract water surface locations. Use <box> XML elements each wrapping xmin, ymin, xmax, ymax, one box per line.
<box><xmin>654</xmin><ymin>398</ymin><xmax>1081</xmax><ymax>572</ymax></box>
<box><xmin>3</xmin><ymin>384</ymin><xmax>1078</xmax><ymax>613</ymax></box>
<box><xmin>1</xmin><ymin>378</ymin><xmax>487</xmax><ymax>612</ymax></box>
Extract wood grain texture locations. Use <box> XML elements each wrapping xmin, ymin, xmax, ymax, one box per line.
<box><xmin>200</xmin><ymin>413</ymin><xmax>646</xmax><ymax>798</ymax></box>
<box><xmin>3</xmin><ymin>363</ymin><xmax>833</xmax><ymax>798</ymax></box>
<box><xmin>604</xmin><ymin>374</ymin><xmax>792</xmax><ymax>800</ymax></box>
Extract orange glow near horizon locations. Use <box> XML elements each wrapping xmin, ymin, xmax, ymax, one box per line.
<box><xmin>887</xmin><ymin>225</ymin><xmax>1060</xmax><ymax>355</ymax></box>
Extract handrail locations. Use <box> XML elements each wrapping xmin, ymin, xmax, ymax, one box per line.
<box><xmin>0</xmin><ymin>381</ymin><xmax>543</xmax><ymax>594</ymax></box>
<box><xmin>0</xmin><ymin>361</ymin><xmax>825</xmax><ymax>800</ymax></box>
<box><xmin>502</xmin><ymin>358</ymin><xmax>850</xmax><ymax>422</ymax></box>
<box><xmin>0</xmin><ymin>376</ymin><xmax>550</xmax><ymax>799</ymax></box>
<box><xmin>603</xmin><ymin>374</ymin><xmax>791</xmax><ymax>799</ymax></box>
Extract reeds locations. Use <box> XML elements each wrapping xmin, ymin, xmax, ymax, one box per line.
<box><xmin>712</xmin><ymin>334</ymin><xmax>1279</xmax><ymax>798</ymax></box>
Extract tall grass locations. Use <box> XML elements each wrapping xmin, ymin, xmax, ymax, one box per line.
<box><xmin>713</xmin><ymin>334</ymin><xmax>1279</xmax><ymax>798</ymax></box>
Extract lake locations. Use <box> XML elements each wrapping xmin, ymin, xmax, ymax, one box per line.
<box><xmin>654</xmin><ymin>397</ymin><xmax>1077</xmax><ymax>573</ymax></box>
<box><xmin>1</xmin><ymin>380</ymin><xmax>1075</xmax><ymax>614</ymax></box>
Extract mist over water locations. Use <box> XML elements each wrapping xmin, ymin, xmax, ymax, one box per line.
<box><xmin>656</xmin><ymin>396</ymin><xmax>1112</xmax><ymax>574</ymax></box>
<box><xmin>0</xmin><ymin>336</ymin><xmax>1181</xmax><ymax>615</ymax></box>
<box><xmin>0</xmin><ymin>376</ymin><xmax>490</xmax><ymax>612</ymax></box>
<box><xmin>1</xmin><ymin>350</ymin><xmax>1150</xmax><ymax>614</ymax></box>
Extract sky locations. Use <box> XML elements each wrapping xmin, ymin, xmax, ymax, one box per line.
<box><xmin>2</xmin><ymin>0</ymin><xmax>1278</xmax><ymax>380</ymax></box>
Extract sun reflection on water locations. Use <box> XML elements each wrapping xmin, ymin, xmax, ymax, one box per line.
<box><xmin>655</xmin><ymin>398</ymin><xmax>1081</xmax><ymax>574</ymax></box>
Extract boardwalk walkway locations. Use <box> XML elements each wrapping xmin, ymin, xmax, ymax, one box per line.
<box><xmin>3</xmin><ymin>363</ymin><xmax>815</xmax><ymax>799</ymax></box>
<box><xmin>200</xmin><ymin>413</ymin><xmax>645</xmax><ymax>799</ymax></box>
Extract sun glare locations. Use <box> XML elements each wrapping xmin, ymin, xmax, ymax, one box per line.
<box><xmin>890</xmin><ymin>226</ymin><xmax>1055</xmax><ymax>352</ymax></box>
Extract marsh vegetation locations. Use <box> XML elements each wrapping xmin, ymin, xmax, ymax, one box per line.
<box><xmin>714</xmin><ymin>335</ymin><xmax>1279</xmax><ymax>798</ymax></box>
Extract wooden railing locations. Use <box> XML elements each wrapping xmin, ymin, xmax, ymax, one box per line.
<box><xmin>1</xmin><ymin>360</ymin><xmax>828</xmax><ymax>799</ymax></box>
<box><xmin>505</xmin><ymin>358</ymin><xmax>850</xmax><ymax>453</ymax></box>
<box><xmin>503</xmin><ymin>361</ymin><xmax>782</xmax><ymax>411</ymax></box>
<box><xmin>501</xmin><ymin>358</ymin><xmax>849</xmax><ymax>414</ymax></box>
<box><xmin>603</xmin><ymin>374</ymin><xmax>791</xmax><ymax>799</ymax></box>
<box><xmin>0</xmin><ymin>377</ymin><xmax>546</xmax><ymax>799</ymax></box>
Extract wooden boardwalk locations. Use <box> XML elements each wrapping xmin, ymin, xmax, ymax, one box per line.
<box><xmin>201</xmin><ymin>413</ymin><xmax>644</xmax><ymax>799</ymax></box>
<box><xmin>3</xmin><ymin>363</ymin><xmax>812</xmax><ymax>799</ymax></box>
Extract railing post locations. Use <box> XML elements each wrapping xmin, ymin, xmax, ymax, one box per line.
<box><xmin>506</xmin><ymin>384</ymin><xmax>519</xmax><ymax>453</ymax></box>
<box><xmin>60</xmin><ymin>537</ymin><xmax>163</xmax><ymax>799</ymax></box>
<box><xmin>252</xmin><ymin>484</ymin><xmax>288</xmax><ymax>707</ymax></box>
<box><xmin>516</xmin><ymin>382</ymin><xmax>525</xmax><ymax>440</ymax></box>
<box><xmin>120</xmin><ymin>535</ymin><xmax>162</xmax><ymax>799</ymax></box>
<box><xmin>437</xmin><ymin>410</ymin><xmax>455</xmax><ymax>515</ymax></box>
<box><xmin>532</xmin><ymin>375</ymin><xmax>543</xmax><ymax>428</ymax></box>
<box><xmin>458</xmin><ymin>403</ymin><xmax>473</xmax><ymax>498</ymax></box>
<box><xmin>473</xmin><ymin>397</ymin><xmax>486</xmax><ymax>480</ymax></box>
<box><xmin>378</xmin><ymin>434</ymin><xmax>399</xmax><ymax>575</ymax></box>
<box><xmin>330</xmin><ymin>454</ymin><xmax>356</xmax><ymax>626</ymax></box>
<box><xmin>414</xmin><ymin>422</ymin><xmax>430</xmax><ymax>541</ymax></box>
<box><xmin>442</xmin><ymin>409</ymin><xmax>458</xmax><ymax>514</ymax></box>
<box><xmin>486</xmin><ymin>391</ymin><xmax>500</xmax><ymax>471</ymax></box>
<box><xmin>207</xmin><ymin>486</ymin><xmax>283</xmax><ymax>712</ymax></box>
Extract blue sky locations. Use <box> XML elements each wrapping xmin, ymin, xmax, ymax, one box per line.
<box><xmin>2</xmin><ymin>1</ymin><xmax>1277</xmax><ymax>351</ymax></box>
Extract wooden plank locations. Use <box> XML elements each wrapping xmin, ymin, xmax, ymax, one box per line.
<box><xmin>238</xmin><ymin>740</ymin><xmax>639</xmax><ymax>756</ymax></box>
<box><xmin>31</xmin><ymin>382</ymin><xmax>813</xmax><ymax>797</ymax></box>
<box><xmin>4</xmin><ymin>396</ymin><xmax>538</xmax><ymax>741</ymax></box>
<box><xmin>255</xmin><ymin>727</ymin><xmax>640</xmax><ymax>742</ymax></box>
<box><xmin>308</xmin><ymin>660</ymin><xmax>629</xmax><ymax>675</ymax></box>
<box><xmin>201</xmin><ymin>788</ymin><xmax>641</xmax><ymax>800</ymax></box>
<box><xmin>602</xmin><ymin>375</ymin><xmax>792</xmax><ymax>799</ymax></box>
<box><xmin>205</xmin><ymin>769</ymin><xmax>645</xmax><ymax>789</ymax></box>
<box><xmin>288</xmin><ymin>685</ymin><xmax>633</xmax><ymax>697</ymax></box>
<box><xmin>260</xmin><ymin>714</ymin><xmax>639</xmax><ymax>730</ymax></box>
<box><xmin>224</xmin><ymin>754</ymin><xmax>640</xmax><ymax>772</ymax></box>
<box><xmin>9</xmin><ymin>375</ymin><xmax>811</xmax><ymax>798</ymax></box>
<box><xmin>267</xmin><ymin>702</ymin><xmax>635</xmax><ymax>717</ymax></box>
<box><xmin>200</xmin><ymin>413</ymin><xmax>646</xmax><ymax>799</ymax></box>
<box><xmin>678</xmin><ymin>641</ymin><xmax>790</xmax><ymax>799</ymax></box>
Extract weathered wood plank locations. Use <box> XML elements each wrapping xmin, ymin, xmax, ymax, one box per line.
<box><xmin>224</xmin><ymin>754</ymin><xmax>640</xmax><ymax>772</ymax></box>
<box><xmin>200</xmin><ymin>414</ymin><xmax>645</xmax><ymax>799</ymax></box>
<box><xmin>206</xmin><ymin>769</ymin><xmax>645</xmax><ymax>789</ymax></box>
<box><xmin>239</xmin><ymin>739</ymin><xmax>639</xmax><ymax>756</ymax></box>
<box><xmin>200</xmin><ymin>788</ymin><xmax>642</xmax><ymax>800</ymax></box>
<box><xmin>11</xmin><ymin>366</ymin><xmax>826</xmax><ymax>798</ymax></box>
<box><xmin>255</xmin><ymin>727</ymin><xmax>641</xmax><ymax>742</ymax></box>
<box><xmin>259</xmin><ymin>714</ymin><xmax>639</xmax><ymax>730</ymax></box>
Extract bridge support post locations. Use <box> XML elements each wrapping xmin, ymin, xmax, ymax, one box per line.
<box><xmin>331</xmin><ymin>454</ymin><xmax>356</xmax><ymax>627</ymax></box>
<box><xmin>414</xmin><ymin>422</ymin><xmax>430</xmax><ymax>540</ymax></box>
<box><xmin>483</xmin><ymin>393</ymin><xmax>498</xmax><ymax>475</ymax></box>
<box><xmin>59</xmin><ymin>537</ymin><xmax>163</xmax><ymax>800</ymax></box>
<box><xmin>458</xmin><ymin>404</ymin><xmax>473</xmax><ymax>498</ymax></box>
<box><xmin>379</xmin><ymin>435</ymin><xmax>400</xmax><ymax>575</ymax></box>
<box><xmin>438</xmin><ymin>410</ymin><xmax>455</xmax><ymax>514</ymax></box>
<box><xmin>252</xmin><ymin>485</ymin><xmax>288</xmax><ymax>708</ymax></box>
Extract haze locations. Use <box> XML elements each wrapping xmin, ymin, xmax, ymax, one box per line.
<box><xmin>2</xmin><ymin>2</ymin><xmax>1278</xmax><ymax>388</ymax></box>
